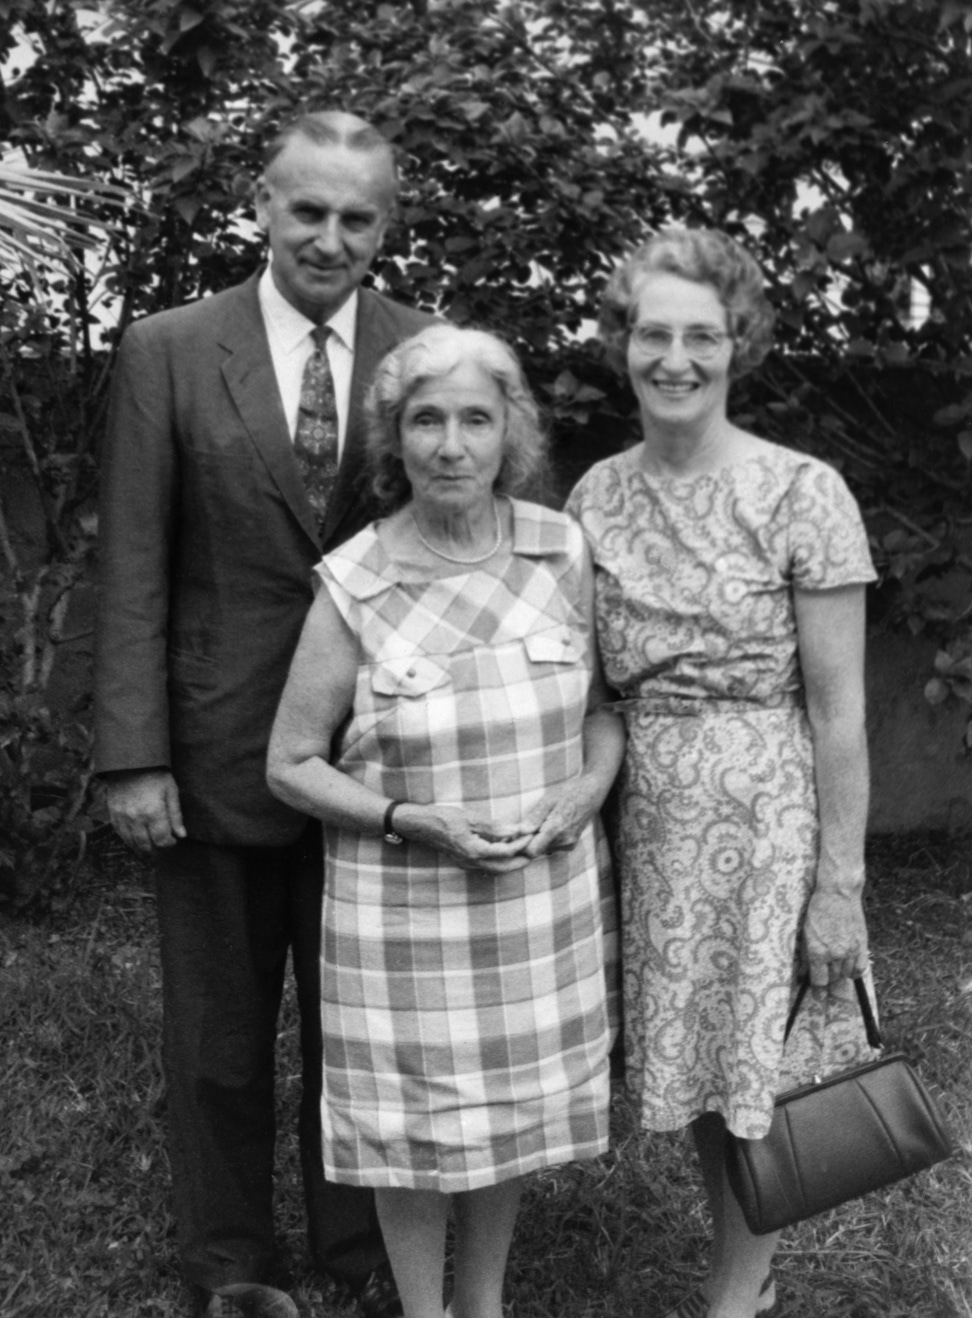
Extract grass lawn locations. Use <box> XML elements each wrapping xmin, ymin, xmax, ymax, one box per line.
<box><xmin>1</xmin><ymin>832</ymin><xmax>969</xmax><ymax>1318</ymax></box>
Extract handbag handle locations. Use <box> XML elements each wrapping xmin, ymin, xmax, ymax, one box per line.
<box><xmin>784</xmin><ymin>975</ymin><xmax>883</xmax><ymax>1050</ymax></box>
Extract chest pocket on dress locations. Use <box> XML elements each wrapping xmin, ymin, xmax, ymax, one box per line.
<box><xmin>370</xmin><ymin>656</ymin><xmax>451</xmax><ymax>698</ymax></box>
<box><xmin>523</xmin><ymin>630</ymin><xmax>580</xmax><ymax>665</ymax></box>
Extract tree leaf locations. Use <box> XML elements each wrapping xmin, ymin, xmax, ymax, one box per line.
<box><xmin>925</xmin><ymin>677</ymin><xmax>950</xmax><ymax>706</ymax></box>
<box><xmin>179</xmin><ymin>8</ymin><xmax>205</xmax><ymax>33</ymax></box>
<box><xmin>826</xmin><ymin>231</ymin><xmax>869</xmax><ymax>262</ymax></box>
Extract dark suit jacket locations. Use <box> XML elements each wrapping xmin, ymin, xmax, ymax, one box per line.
<box><xmin>93</xmin><ymin>272</ymin><xmax>435</xmax><ymax>844</ymax></box>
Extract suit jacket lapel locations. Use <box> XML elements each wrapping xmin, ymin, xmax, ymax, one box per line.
<box><xmin>216</xmin><ymin>274</ymin><xmax>320</xmax><ymax>549</ymax></box>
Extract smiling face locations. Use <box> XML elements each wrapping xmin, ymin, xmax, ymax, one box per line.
<box><xmin>626</xmin><ymin>272</ymin><xmax>734</xmax><ymax>436</ymax></box>
<box><xmin>255</xmin><ymin>134</ymin><xmax>394</xmax><ymax>323</ymax></box>
<box><xmin>399</xmin><ymin>360</ymin><xmax>507</xmax><ymax>519</ymax></box>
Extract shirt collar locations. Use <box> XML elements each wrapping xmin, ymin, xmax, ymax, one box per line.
<box><xmin>258</xmin><ymin>265</ymin><xmax>358</xmax><ymax>354</ymax></box>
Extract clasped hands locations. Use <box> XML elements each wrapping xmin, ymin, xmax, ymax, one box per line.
<box><xmin>414</xmin><ymin>780</ymin><xmax>598</xmax><ymax>875</ymax></box>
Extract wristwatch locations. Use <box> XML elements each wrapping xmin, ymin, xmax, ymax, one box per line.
<box><xmin>383</xmin><ymin>799</ymin><xmax>405</xmax><ymax>845</ymax></box>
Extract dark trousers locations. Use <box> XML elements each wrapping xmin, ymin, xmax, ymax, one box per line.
<box><xmin>155</xmin><ymin>830</ymin><xmax>386</xmax><ymax>1291</ymax></box>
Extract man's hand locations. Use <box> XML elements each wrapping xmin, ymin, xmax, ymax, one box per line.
<box><xmin>104</xmin><ymin>769</ymin><xmax>186</xmax><ymax>852</ymax></box>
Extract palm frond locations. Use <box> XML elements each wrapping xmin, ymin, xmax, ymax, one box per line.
<box><xmin>0</xmin><ymin>158</ymin><xmax>131</xmax><ymax>273</ymax></box>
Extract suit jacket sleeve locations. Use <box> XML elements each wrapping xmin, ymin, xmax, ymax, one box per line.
<box><xmin>93</xmin><ymin>320</ymin><xmax>176</xmax><ymax>774</ymax></box>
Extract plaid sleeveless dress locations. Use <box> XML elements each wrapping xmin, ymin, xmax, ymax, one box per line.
<box><xmin>315</xmin><ymin>499</ymin><xmax>616</xmax><ymax>1190</ymax></box>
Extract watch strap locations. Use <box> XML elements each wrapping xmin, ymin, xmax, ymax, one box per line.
<box><xmin>383</xmin><ymin>799</ymin><xmax>405</xmax><ymax>845</ymax></box>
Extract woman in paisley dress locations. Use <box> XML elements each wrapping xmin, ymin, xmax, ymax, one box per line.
<box><xmin>268</xmin><ymin>325</ymin><xmax>623</xmax><ymax>1318</ymax></box>
<box><xmin>567</xmin><ymin>228</ymin><xmax>876</xmax><ymax>1318</ymax></box>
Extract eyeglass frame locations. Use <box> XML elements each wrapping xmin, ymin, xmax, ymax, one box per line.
<box><xmin>628</xmin><ymin>322</ymin><xmax>734</xmax><ymax>361</ymax></box>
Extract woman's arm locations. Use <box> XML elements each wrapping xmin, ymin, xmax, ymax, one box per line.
<box><xmin>267</xmin><ymin>587</ymin><xmax>534</xmax><ymax>872</ymax></box>
<box><xmin>519</xmin><ymin>704</ymin><xmax>625</xmax><ymax>858</ymax></box>
<box><xmin>794</xmin><ymin>583</ymin><xmax>870</xmax><ymax>987</ymax></box>
<box><xmin>521</xmin><ymin>543</ymin><xmax>626</xmax><ymax>857</ymax></box>
<box><xmin>267</xmin><ymin>586</ymin><xmax>370</xmax><ymax>825</ymax></box>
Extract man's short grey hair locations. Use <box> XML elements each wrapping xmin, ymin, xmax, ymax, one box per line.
<box><xmin>262</xmin><ymin>110</ymin><xmax>398</xmax><ymax>201</ymax></box>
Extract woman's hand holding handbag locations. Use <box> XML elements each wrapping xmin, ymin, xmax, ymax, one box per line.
<box><xmin>724</xmin><ymin>976</ymin><xmax>955</xmax><ymax>1235</ymax></box>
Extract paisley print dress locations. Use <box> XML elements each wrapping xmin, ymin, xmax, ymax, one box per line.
<box><xmin>567</xmin><ymin>444</ymin><xmax>877</xmax><ymax>1139</ymax></box>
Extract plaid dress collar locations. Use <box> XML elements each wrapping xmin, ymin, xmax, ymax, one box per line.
<box><xmin>326</xmin><ymin>498</ymin><xmax>576</xmax><ymax>602</ymax></box>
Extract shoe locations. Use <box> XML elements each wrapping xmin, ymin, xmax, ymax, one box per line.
<box><xmin>662</xmin><ymin>1274</ymin><xmax>776</xmax><ymax>1318</ymax></box>
<box><xmin>757</xmin><ymin>1276</ymin><xmax>777</xmax><ymax>1315</ymax></box>
<box><xmin>348</xmin><ymin>1264</ymin><xmax>404</xmax><ymax>1318</ymax></box>
<box><xmin>196</xmin><ymin>1282</ymin><xmax>299</xmax><ymax>1317</ymax></box>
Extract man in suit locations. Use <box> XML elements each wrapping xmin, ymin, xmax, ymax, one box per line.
<box><xmin>93</xmin><ymin>110</ymin><xmax>436</xmax><ymax>1317</ymax></box>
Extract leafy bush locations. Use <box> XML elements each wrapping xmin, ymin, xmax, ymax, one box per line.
<box><xmin>2</xmin><ymin>0</ymin><xmax>971</xmax><ymax>907</ymax></box>
<box><xmin>0</xmin><ymin>293</ymin><xmax>103</xmax><ymax>907</ymax></box>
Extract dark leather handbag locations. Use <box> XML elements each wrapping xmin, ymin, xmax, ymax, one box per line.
<box><xmin>724</xmin><ymin>976</ymin><xmax>954</xmax><ymax>1234</ymax></box>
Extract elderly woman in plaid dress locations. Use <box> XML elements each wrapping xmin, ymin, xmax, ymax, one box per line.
<box><xmin>268</xmin><ymin>325</ymin><xmax>624</xmax><ymax>1318</ymax></box>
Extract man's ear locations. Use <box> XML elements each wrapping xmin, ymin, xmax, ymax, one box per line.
<box><xmin>254</xmin><ymin>176</ymin><xmax>272</xmax><ymax>233</ymax></box>
<box><xmin>374</xmin><ymin>212</ymin><xmax>392</xmax><ymax>254</ymax></box>
<box><xmin>375</xmin><ymin>190</ymin><xmax>399</xmax><ymax>251</ymax></box>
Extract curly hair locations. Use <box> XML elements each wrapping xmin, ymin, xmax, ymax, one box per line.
<box><xmin>599</xmin><ymin>227</ymin><xmax>775</xmax><ymax>377</ymax></box>
<box><xmin>364</xmin><ymin>325</ymin><xmax>548</xmax><ymax>512</ymax></box>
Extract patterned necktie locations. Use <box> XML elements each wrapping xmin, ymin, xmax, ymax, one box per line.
<box><xmin>294</xmin><ymin>325</ymin><xmax>339</xmax><ymax>533</ymax></box>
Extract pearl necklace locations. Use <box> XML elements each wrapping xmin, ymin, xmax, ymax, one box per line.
<box><xmin>411</xmin><ymin>499</ymin><xmax>503</xmax><ymax>565</ymax></box>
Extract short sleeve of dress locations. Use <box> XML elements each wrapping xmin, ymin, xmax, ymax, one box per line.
<box><xmin>564</xmin><ymin>468</ymin><xmax>595</xmax><ymax>532</ymax></box>
<box><xmin>313</xmin><ymin>559</ymin><xmax>357</xmax><ymax>628</ymax></box>
<box><xmin>555</xmin><ymin>514</ymin><xmax>592</xmax><ymax>625</ymax></box>
<box><xmin>787</xmin><ymin>460</ymin><xmax>876</xmax><ymax>590</ymax></box>
<box><xmin>564</xmin><ymin>465</ymin><xmax>609</xmax><ymax>566</ymax></box>
<box><xmin>312</xmin><ymin>525</ymin><xmax>389</xmax><ymax>628</ymax></box>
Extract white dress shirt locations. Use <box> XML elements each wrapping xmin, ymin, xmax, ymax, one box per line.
<box><xmin>257</xmin><ymin>266</ymin><xmax>358</xmax><ymax>457</ymax></box>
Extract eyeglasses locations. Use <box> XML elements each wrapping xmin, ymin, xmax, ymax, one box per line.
<box><xmin>630</xmin><ymin>324</ymin><xmax>732</xmax><ymax>360</ymax></box>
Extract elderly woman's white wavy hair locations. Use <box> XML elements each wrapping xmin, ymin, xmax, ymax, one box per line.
<box><xmin>364</xmin><ymin>324</ymin><xmax>548</xmax><ymax>511</ymax></box>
